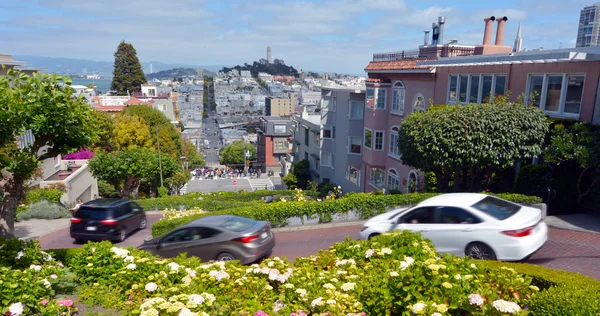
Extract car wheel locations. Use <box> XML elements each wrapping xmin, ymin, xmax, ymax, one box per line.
<box><xmin>118</xmin><ymin>229</ymin><xmax>127</xmax><ymax>242</ymax></box>
<box><xmin>465</xmin><ymin>242</ymin><xmax>497</xmax><ymax>260</ymax></box>
<box><xmin>368</xmin><ymin>233</ymin><xmax>380</xmax><ymax>240</ymax></box>
<box><xmin>217</xmin><ymin>252</ymin><xmax>236</xmax><ymax>262</ymax></box>
<box><xmin>139</xmin><ymin>217</ymin><xmax>147</xmax><ymax>230</ymax></box>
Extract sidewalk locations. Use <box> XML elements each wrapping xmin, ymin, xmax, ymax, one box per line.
<box><xmin>545</xmin><ymin>214</ymin><xmax>600</xmax><ymax>234</ymax></box>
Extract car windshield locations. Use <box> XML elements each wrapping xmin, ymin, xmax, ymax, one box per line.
<box><xmin>75</xmin><ymin>207</ymin><xmax>110</xmax><ymax>219</ymax></box>
<box><xmin>471</xmin><ymin>196</ymin><xmax>520</xmax><ymax>220</ymax></box>
<box><xmin>219</xmin><ymin>217</ymin><xmax>257</xmax><ymax>232</ymax></box>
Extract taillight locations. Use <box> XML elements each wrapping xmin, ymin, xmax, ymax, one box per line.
<box><xmin>501</xmin><ymin>227</ymin><xmax>534</xmax><ymax>237</ymax></box>
<box><xmin>101</xmin><ymin>219</ymin><xmax>118</xmax><ymax>225</ymax></box>
<box><xmin>70</xmin><ymin>217</ymin><xmax>82</xmax><ymax>224</ymax></box>
<box><xmin>234</xmin><ymin>235</ymin><xmax>259</xmax><ymax>243</ymax></box>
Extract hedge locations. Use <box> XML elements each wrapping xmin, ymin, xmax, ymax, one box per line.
<box><xmin>475</xmin><ymin>260</ymin><xmax>600</xmax><ymax>315</ymax></box>
<box><xmin>152</xmin><ymin>192</ymin><xmax>542</xmax><ymax>238</ymax></box>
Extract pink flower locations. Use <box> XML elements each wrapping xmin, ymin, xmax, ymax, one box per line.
<box><xmin>254</xmin><ymin>311</ymin><xmax>270</xmax><ymax>316</ymax></box>
<box><xmin>40</xmin><ymin>300</ymin><xmax>49</xmax><ymax>306</ymax></box>
<box><xmin>57</xmin><ymin>300</ymin><xmax>73</xmax><ymax>307</ymax></box>
<box><xmin>50</xmin><ymin>274</ymin><xmax>58</xmax><ymax>279</ymax></box>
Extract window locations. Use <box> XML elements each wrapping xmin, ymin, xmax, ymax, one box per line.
<box><xmin>374</xmin><ymin>130</ymin><xmax>384</xmax><ymax>151</ymax></box>
<box><xmin>332</xmin><ymin>97</ymin><xmax>337</xmax><ymax>112</ymax></box>
<box><xmin>350</xmin><ymin>101</ymin><xmax>364</xmax><ymax>119</ymax></box>
<box><xmin>349</xmin><ymin>136</ymin><xmax>362</xmax><ymax>154</ymax></box>
<box><xmin>314</xmin><ymin>131</ymin><xmax>319</xmax><ymax>145</ymax></box>
<box><xmin>448</xmin><ymin>75</ymin><xmax>458</xmax><ymax>102</ymax></box>
<box><xmin>458</xmin><ymin>75</ymin><xmax>468</xmax><ymax>103</ymax></box>
<box><xmin>321</xmin><ymin>152</ymin><xmax>332</xmax><ymax>167</ymax></box>
<box><xmin>469</xmin><ymin>75</ymin><xmax>480</xmax><ymax>103</ymax></box>
<box><xmin>274</xmin><ymin>141</ymin><xmax>286</xmax><ymax>149</ymax></box>
<box><xmin>304</xmin><ymin>127</ymin><xmax>309</xmax><ymax>146</ymax></box>
<box><xmin>526</xmin><ymin>74</ymin><xmax>585</xmax><ymax>116</ymax></box>
<box><xmin>389</xmin><ymin>126</ymin><xmax>400</xmax><ymax>158</ymax></box>
<box><xmin>346</xmin><ymin>165</ymin><xmax>361</xmax><ymax>186</ymax></box>
<box><xmin>400</xmin><ymin>207</ymin><xmax>435</xmax><ymax>224</ymax></box>
<box><xmin>274</xmin><ymin>124</ymin><xmax>286</xmax><ymax>134</ymax></box>
<box><xmin>494</xmin><ymin>75</ymin><xmax>507</xmax><ymax>99</ymax></box>
<box><xmin>322</xmin><ymin>98</ymin><xmax>330</xmax><ymax>112</ymax></box>
<box><xmin>366</xmin><ymin>87</ymin><xmax>375</xmax><ymax>108</ymax></box>
<box><xmin>437</xmin><ymin>207</ymin><xmax>481</xmax><ymax>224</ymax></box>
<box><xmin>161</xmin><ymin>229</ymin><xmax>192</xmax><ymax>244</ymax></box>
<box><xmin>369</xmin><ymin>168</ymin><xmax>385</xmax><ymax>189</ymax></box>
<box><xmin>304</xmin><ymin>152</ymin><xmax>309</xmax><ymax>161</ymax></box>
<box><xmin>387</xmin><ymin>169</ymin><xmax>400</xmax><ymax>191</ymax></box>
<box><xmin>219</xmin><ymin>217</ymin><xmax>257</xmax><ymax>232</ymax></box>
<box><xmin>376</xmin><ymin>88</ymin><xmax>386</xmax><ymax>109</ymax></box>
<box><xmin>413</xmin><ymin>94</ymin><xmax>425</xmax><ymax>112</ymax></box>
<box><xmin>471</xmin><ymin>196</ymin><xmax>520</xmax><ymax>220</ymax></box>
<box><xmin>481</xmin><ymin>75</ymin><xmax>493</xmax><ymax>102</ymax></box>
<box><xmin>364</xmin><ymin>129</ymin><xmax>372</xmax><ymax>149</ymax></box>
<box><xmin>392</xmin><ymin>82</ymin><xmax>405</xmax><ymax>114</ymax></box>
<box><xmin>322</xmin><ymin>127</ymin><xmax>332</xmax><ymax>139</ymax></box>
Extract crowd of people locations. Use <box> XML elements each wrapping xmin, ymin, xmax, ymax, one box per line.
<box><xmin>192</xmin><ymin>167</ymin><xmax>263</xmax><ymax>179</ymax></box>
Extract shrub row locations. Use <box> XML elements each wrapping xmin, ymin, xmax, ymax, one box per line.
<box><xmin>16</xmin><ymin>200</ymin><xmax>71</xmax><ymax>221</ymax></box>
<box><xmin>152</xmin><ymin>192</ymin><xmax>541</xmax><ymax>238</ymax></box>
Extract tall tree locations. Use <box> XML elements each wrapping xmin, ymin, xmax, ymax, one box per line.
<box><xmin>0</xmin><ymin>70</ymin><xmax>94</xmax><ymax>236</ymax></box>
<box><xmin>397</xmin><ymin>103</ymin><xmax>549</xmax><ymax>192</ymax></box>
<box><xmin>122</xmin><ymin>105</ymin><xmax>182</xmax><ymax>159</ymax></box>
<box><xmin>110</xmin><ymin>41</ymin><xmax>146</xmax><ymax>95</ymax></box>
<box><xmin>114</xmin><ymin>114</ymin><xmax>153</xmax><ymax>150</ymax></box>
<box><xmin>219</xmin><ymin>141</ymin><xmax>256</xmax><ymax>167</ymax></box>
<box><xmin>89</xmin><ymin>109</ymin><xmax>116</xmax><ymax>151</ymax></box>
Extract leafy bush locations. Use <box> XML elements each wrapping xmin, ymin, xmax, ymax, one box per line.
<box><xmin>25</xmin><ymin>188</ymin><xmax>63</xmax><ymax>204</ymax></box>
<box><xmin>514</xmin><ymin>164</ymin><xmax>554</xmax><ymax>197</ymax></box>
<box><xmin>63</xmin><ymin>148</ymin><xmax>95</xmax><ymax>160</ymax></box>
<box><xmin>157</xmin><ymin>186</ymin><xmax>168</xmax><ymax>198</ymax></box>
<box><xmin>98</xmin><ymin>179</ymin><xmax>120</xmax><ymax>198</ymax></box>
<box><xmin>16</xmin><ymin>200</ymin><xmax>71</xmax><ymax>221</ymax></box>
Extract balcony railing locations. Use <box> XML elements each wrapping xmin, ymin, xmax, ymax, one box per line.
<box><xmin>373</xmin><ymin>46</ymin><xmax>476</xmax><ymax>62</ymax></box>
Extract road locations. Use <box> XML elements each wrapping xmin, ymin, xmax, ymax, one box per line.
<box><xmin>38</xmin><ymin>219</ymin><xmax>600</xmax><ymax>280</ymax></box>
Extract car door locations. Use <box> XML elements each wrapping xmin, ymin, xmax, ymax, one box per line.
<box><xmin>426</xmin><ymin>206</ymin><xmax>482</xmax><ymax>255</ymax></box>
<box><xmin>184</xmin><ymin>227</ymin><xmax>223</xmax><ymax>261</ymax></box>
<box><xmin>395</xmin><ymin>207</ymin><xmax>437</xmax><ymax>242</ymax></box>
<box><xmin>156</xmin><ymin>228</ymin><xmax>195</xmax><ymax>258</ymax></box>
<box><xmin>129</xmin><ymin>202</ymin><xmax>145</xmax><ymax>228</ymax></box>
<box><xmin>119</xmin><ymin>204</ymin><xmax>136</xmax><ymax>234</ymax></box>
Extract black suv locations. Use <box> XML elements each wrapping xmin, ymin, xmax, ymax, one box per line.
<box><xmin>70</xmin><ymin>199</ymin><xmax>147</xmax><ymax>243</ymax></box>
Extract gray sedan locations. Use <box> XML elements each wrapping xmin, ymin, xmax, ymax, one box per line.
<box><xmin>138</xmin><ymin>216</ymin><xmax>275</xmax><ymax>264</ymax></box>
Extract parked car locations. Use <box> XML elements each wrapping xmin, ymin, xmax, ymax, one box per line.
<box><xmin>358</xmin><ymin>193</ymin><xmax>547</xmax><ymax>261</ymax></box>
<box><xmin>138</xmin><ymin>215</ymin><xmax>275</xmax><ymax>264</ymax></box>
<box><xmin>70</xmin><ymin>199</ymin><xmax>147</xmax><ymax>243</ymax></box>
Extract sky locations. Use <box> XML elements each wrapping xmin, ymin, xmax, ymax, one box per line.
<box><xmin>0</xmin><ymin>0</ymin><xmax>592</xmax><ymax>74</ymax></box>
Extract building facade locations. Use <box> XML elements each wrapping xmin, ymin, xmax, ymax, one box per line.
<box><xmin>577</xmin><ymin>3</ymin><xmax>600</xmax><ymax>48</ymax></box>
<box><xmin>287</xmin><ymin>108</ymin><xmax>322</xmax><ymax>180</ymax></box>
<box><xmin>265</xmin><ymin>94</ymin><xmax>296</xmax><ymax>117</ymax></box>
<box><xmin>256</xmin><ymin>117</ymin><xmax>293</xmax><ymax>174</ymax></box>
<box><xmin>318</xmin><ymin>86</ymin><xmax>366</xmax><ymax>193</ymax></box>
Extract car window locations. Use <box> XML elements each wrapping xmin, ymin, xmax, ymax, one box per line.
<box><xmin>437</xmin><ymin>207</ymin><xmax>481</xmax><ymax>224</ymax></box>
<box><xmin>190</xmin><ymin>227</ymin><xmax>221</xmax><ymax>240</ymax></box>
<box><xmin>400</xmin><ymin>207</ymin><xmax>435</xmax><ymax>224</ymax></box>
<box><xmin>219</xmin><ymin>217</ymin><xmax>257</xmax><ymax>232</ymax></box>
<box><xmin>75</xmin><ymin>207</ymin><xmax>110</xmax><ymax>220</ymax></box>
<box><xmin>471</xmin><ymin>196</ymin><xmax>520</xmax><ymax>220</ymax></box>
<box><xmin>162</xmin><ymin>229</ymin><xmax>192</xmax><ymax>244</ymax></box>
<box><xmin>129</xmin><ymin>202</ymin><xmax>141</xmax><ymax>211</ymax></box>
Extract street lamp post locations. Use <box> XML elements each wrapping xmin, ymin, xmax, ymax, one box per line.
<box><xmin>156</xmin><ymin>125</ymin><xmax>164</xmax><ymax>188</ymax></box>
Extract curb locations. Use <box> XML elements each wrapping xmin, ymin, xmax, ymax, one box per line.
<box><xmin>272</xmin><ymin>220</ymin><xmax>367</xmax><ymax>233</ymax></box>
<box><xmin>545</xmin><ymin>222</ymin><xmax>600</xmax><ymax>235</ymax></box>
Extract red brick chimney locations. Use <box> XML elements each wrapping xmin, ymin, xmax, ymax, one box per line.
<box><xmin>495</xmin><ymin>16</ymin><xmax>508</xmax><ymax>46</ymax></box>
<box><xmin>483</xmin><ymin>16</ymin><xmax>496</xmax><ymax>45</ymax></box>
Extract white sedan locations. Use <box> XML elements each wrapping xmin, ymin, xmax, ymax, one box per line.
<box><xmin>358</xmin><ymin>193</ymin><xmax>547</xmax><ymax>261</ymax></box>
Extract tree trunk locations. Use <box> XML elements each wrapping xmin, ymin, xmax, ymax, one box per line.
<box><xmin>121</xmin><ymin>177</ymin><xmax>140</xmax><ymax>199</ymax></box>
<box><xmin>0</xmin><ymin>176</ymin><xmax>24</xmax><ymax>238</ymax></box>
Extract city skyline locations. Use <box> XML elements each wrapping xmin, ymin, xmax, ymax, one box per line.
<box><xmin>0</xmin><ymin>0</ymin><xmax>592</xmax><ymax>74</ymax></box>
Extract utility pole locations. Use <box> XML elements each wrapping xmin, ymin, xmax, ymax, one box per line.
<box><xmin>156</xmin><ymin>126</ymin><xmax>164</xmax><ymax>187</ymax></box>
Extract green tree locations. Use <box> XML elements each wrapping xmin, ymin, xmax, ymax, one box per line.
<box><xmin>165</xmin><ymin>170</ymin><xmax>192</xmax><ymax>194</ymax></box>
<box><xmin>122</xmin><ymin>105</ymin><xmax>182</xmax><ymax>159</ymax></box>
<box><xmin>291</xmin><ymin>160</ymin><xmax>311</xmax><ymax>189</ymax></box>
<box><xmin>110</xmin><ymin>41</ymin><xmax>147</xmax><ymax>94</ymax></box>
<box><xmin>89</xmin><ymin>109</ymin><xmax>116</xmax><ymax>151</ymax></box>
<box><xmin>114</xmin><ymin>114</ymin><xmax>153</xmax><ymax>150</ymax></box>
<box><xmin>282</xmin><ymin>173</ymin><xmax>298</xmax><ymax>189</ymax></box>
<box><xmin>219</xmin><ymin>141</ymin><xmax>256</xmax><ymax>167</ymax></box>
<box><xmin>397</xmin><ymin>103</ymin><xmax>549</xmax><ymax>192</ymax></box>
<box><xmin>0</xmin><ymin>70</ymin><xmax>94</xmax><ymax>236</ymax></box>
<box><xmin>183</xmin><ymin>139</ymin><xmax>205</xmax><ymax>169</ymax></box>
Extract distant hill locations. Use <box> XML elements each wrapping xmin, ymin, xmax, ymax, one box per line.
<box><xmin>146</xmin><ymin>68</ymin><xmax>215</xmax><ymax>80</ymax></box>
<box><xmin>13</xmin><ymin>55</ymin><xmax>226</xmax><ymax>75</ymax></box>
<box><xmin>222</xmin><ymin>59</ymin><xmax>299</xmax><ymax>77</ymax></box>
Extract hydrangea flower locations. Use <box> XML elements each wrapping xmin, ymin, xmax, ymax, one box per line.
<box><xmin>254</xmin><ymin>311</ymin><xmax>270</xmax><ymax>316</ymax></box>
<box><xmin>468</xmin><ymin>294</ymin><xmax>484</xmax><ymax>306</ymax></box>
<box><xmin>9</xmin><ymin>302</ymin><xmax>24</xmax><ymax>316</ymax></box>
<box><xmin>178</xmin><ymin>308</ymin><xmax>197</xmax><ymax>316</ymax></box>
<box><xmin>50</xmin><ymin>274</ymin><xmax>58</xmax><ymax>279</ymax></box>
<box><xmin>208</xmin><ymin>270</ymin><xmax>230</xmax><ymax>281</ymax></box>
<box><xmin>188</xmin><ymin>294</ymin><xmax>205</xmax><ymax>305</ymax></box>
<box><xmin>311</xmin><ymin>297</ymin><xmax>323</xmax><ymax>308</ymax></box>
<box><xmin>167</xmin><ymin>262</ymin><xmax>181</xmax><ymax>271</ymax></box>
<box><xmin>29</xmin><ymin>264</ymin><xmax>42</xmax><ymax>271</ymax></box>
<box><xmin>126</xmin><ymin>264</ymin><xmax>137</xmax><ymax>270</ymax></box>
<box><xmin>492</xmin><ymin>300</ymin><xmax>521</xmax><ymax>314</ymax></box>
<box><xmin>380</xmin><ymin>247</ymin><xmax>392</xmax><ymax>255</ymax></box>
<box><xmin>326</xmin><ymin>299</ymin><xmax>337</xmax><ymax>305</ymax></box>
<box><xmin>441</xmin><ymin>282</ymin><xmax>453</xmax><ymax>289</ymax></box>
<box><xmin>272</xmin><ymin>300</ymin><xmax>285</xmax><ymax>312</ymax></box>
<box><xmin>411</xmin><ymin>302</ymin><xmax>427</xmax><ymax>314</ymax></box>
<box><xmin>296</xmin><ymin>288</ymin><xmax>307</xmax><ymax>296</ymax></box>
<box><xmin>390</xmin><ymin>271</ymin><xmax>399</xmax><ymax>277</ymax></box>
<box><xmin>58</xmin><ymin>300</ymin><xmax>73</xmax><ymax>307</ymax></box>
<box><xmin>15</xmin><ymin>251</ymin><xmax>24</xmax><ymax>260</ymax></box>
<box><xmin>110</xmin><ymin>247</ymin><xmax>129</xmax><ymax>258</ymax></box>
<box><xmin>145</xmin><ymin>282</ymin><xmax>158</xmax><ymax>292</ymax></box>
<box><xmin>365</xmin><ymin>249</ymin><xmax>375</xmax><ymax>258</ymax></box>
<box><xmin>40</xmin><ymin>300</ymin><xmax>48</xmax><ymax>306</ymax></box>
<box><xmin>42</xmin><ymin>279</ymin><xmax>51</xmax><ymax>288</ymax></box>
<box><xmin>436</xmin><ymin>304</ymin><xmax>448</xmax><ymax>313</ymax></box>
<box><xmin>124</xmin><ymin>256</ymin><xmax>135</xmax><ymax>262</ymax></box>
<box><xmin>341</xmin><ymin>282</ymin><xmax>356</xmax><ymax>291</ymax></box>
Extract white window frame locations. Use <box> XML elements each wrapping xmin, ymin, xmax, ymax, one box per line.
<box><xmin>387</xmin><ymin>169</ymin><xmax>400</xmax><ymax>191</ymax></box>
<box><xmin>274</xmin><ymin>124</ymin><xmax>287</xmax><ymax>134</ymax></box>
<box><xmin>369</xmin><ymin>168</ymin><xmax>385</xmax><ymax>190</ymax></box>
<box><xmin>349</xmin><ymin>100</ymin><xmax>364</xmax><ymax>120</ymax></box>
<box><xmin>374</xmin><ymin>130</ymin><xmax>384</xmax><ymax>151</ymax></box>
<box><xmin>346</xmin><ymin>164</ymin><xmax>361</xmax><ymax>188</ymax></box>
<box><xmin>391</xmin><ymin>81</ymin><xmax>405</xmax><ymax>115</ymax></box>
<box><xmin>320</xmin><ymin>152</ymin><xmax>333</xmax><ymax>168</ymax></box>
<box><xmin>447</xmin><ymin>74</ymin><xmax>507</xmax><ymax>105</ymax></box>
<box><xmin>348</xmin><ymin>136</ymin><xmax>362</xmax><ymax>155</ymax></box>
<box><xmin>388</xmin><ymin>126</ymin><xmax>400</xmax><ymax>159</ymax></box>
<box><xmin>375</xmin><ymin>88</ymin><xmax>387</xmax><ymax>110</ymax></box>
<box><xmin>412</xmin><ymin>93</ymin><xmax>426</xmax><ymax>112</ymax></box>
<box><xmin>524</xmin><ymin>73</ymin><xmax>585</xmax><ymax>119</ymax></box>
<box><xmin>364</xmin><ymin>128</ymin><xmax>373</xmax><ymax>150</ymax></box>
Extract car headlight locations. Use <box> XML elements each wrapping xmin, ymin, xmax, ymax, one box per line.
<box><xmin>360</xmin><ymin>226</ymin><xmax>369</xmax><ymax>232</ymax></box>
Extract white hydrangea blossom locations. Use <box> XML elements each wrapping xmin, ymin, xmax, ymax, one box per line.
<box><xmin>167</xmin><ymin>262</ymin><xmax>181</xmax><ymax>271</ymax></box>
<box><xmin>145</xmin><ymin>282</ymin><xmax>158</xmax><ymax>292</ymax></box>
<box><xmin>178</xmin><ymin>308</ymin><xmax>197</xmax><ymax>316</ymax></box>
<box><xmin>411</xmin><ymin>302</ymin><xmax>427</xmax><ymax>314</ymax></box>
<box><xmin>8</xmin><ymin>302</ymin><xmax>24</xmax><ymax>316</ymax></box>
<box><xmin>124</xmin><ymin>256</ymin><xmax>135</xmax><ymax>263</ymax></box>
<box><xmin>492</xmin><ymin>300</ymin><xmax>521</xmax><ymax>314</ymax></box>
<box><xmin>365</xmin><ymin>249</ymin><xmax>375</xmax><ymax>258</ymax></box>
<box><xmin>311</xmin><ymin>297</ymin><xmax>324</xmax><ymax>308</ymax></box>
<box><xmin>110</xmin><ymin>247</ymin><xmax>130</xmax><ymax>258</ymax></box>
<box><xmin>341</xmin><ymin>282</ymin><xmax>356</xmax><ymax>291</ymax></box>
<box><xmin>29</xmin><ymin>264</ymin><xmax>42</xmax><ymax>271</ymax></box>
<box><xmin>126</xmin><ymin>264</ymin><xmax>137</xmax><ymax>270</ymax></box>
<box><xmin>188</xmin><ymin>294</ymin><xmax>205</xmax><ymax>305</ymax></box>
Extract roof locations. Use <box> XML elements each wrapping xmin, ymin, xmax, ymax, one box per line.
<box><xmin>95</xmin><ymin>105</ymin><xmax>126</xmax><ymax>112</ymax></box>
<box><xmin>365</xmin><ymin>58</ymin><xmax>436</xmax><ymax>72</ymax></box>
<box><xmin>186</xmin><ymin>215</ymin><xmax>235</xmax><ymax>227</ymax></box>
<box><xmin>83</xmin><ymin>198</ymin><xmax>128</xmax><ymax>207</ymax></box>
<box><xmin>417</xmin><ymin>193</ymin><xmax>487</xmax><ymax>208</ymax></box>
<box><xmin>317</xmin><ymin>85</ymin><xmax>366</xmax><ymax>93</ymax></box>
<box><xmin>124</xmin><ymin>97</ymin><xmax>149</xmax><ymax>105</ymax></box>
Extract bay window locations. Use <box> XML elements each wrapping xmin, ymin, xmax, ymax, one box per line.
<box><xmin>369</xmin><ymin>168</ymin><xmax>385</xmax><ymax>189</ymax></box>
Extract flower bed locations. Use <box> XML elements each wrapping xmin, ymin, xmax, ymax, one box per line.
<box><xmin>2</xmin><ymin>230</ymin><xmax>599</xmax><ymax>315</ymax></box>
<box><xmin>151</xmin><ymin>192</ymin><xmax>541</xmax><ymax>238</ymax></box>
